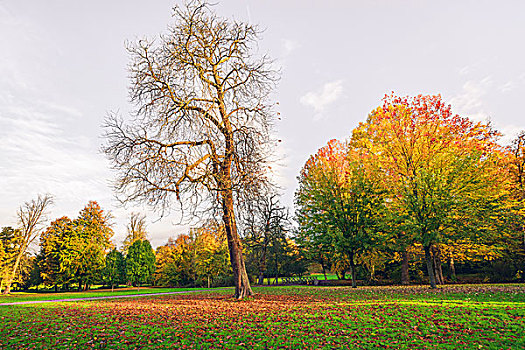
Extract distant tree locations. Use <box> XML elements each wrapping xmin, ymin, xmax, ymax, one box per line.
<box><xmin>39</xmin><ymin>202</ymin><xmax>113</xmax><ymax>291</ymax></box>
<box><xmin>265</xmin><ymin>237</ymin><xmax>307</xmax><ymax>283</ymax></box>
<box><xmin>68</xmin><ymin>201</ymin><xmax>114</xmax><ymax>290</ymax></box>
<box><xmin>193</xmin><ymin>222</ymin><xmax>231</xmax><ymax>288</ymax></box>
<box><xmin>294</xmin><ymin>227</ymin><xmax>333</xmax><ymax>281</ymax></box>
<box><xmin>39</xmin><ymin>217</ymin><xmax>73</xmax><ymax>289</ymax></box>
<box><xmin>122</xmin><ymin>212</ymin><xmax>147</xmax><ymax>253</ymax></box>
<box><xmin>154</xmin><ymin>238</ymin><xmax>182</xmax><ymax>287</ymax></box>
<box><xmin>24</xmin><ymin>256</ymin><xmax>43</xmax><ymax>291</ymax></box>
<box><xmin>2</xmin><ymin>194</ymin><xmax>53</xmax><ymax>294</ymax></box>
<box><xmin>102</xmin><ymin>0</ymin><xmax>279</xmax><ymax>299</ymax></box>
<box><xmin>1</xmin><ymin>227</ymin><xmax>20</xmax><ymax>293</ymax></box>
<box><xmin>295</xmin><ymin>140</ymin><xmax>385</xmax><ymax>288</ymax></box>
<box><xmin>0</xmin><ymin>240</ymin><xmax>5</xmax><ymax>290</ymax></box>
<box><xmin>154</xmin><ymin>223</ymin><xmax>231</xmax><ymax>288</ymax></box>
<box><xmin>242</xmin><ymin>192</ymin><xmax>290</xmax><ymax>285</ymax></box>
<box><xmin>126</xmin><ymin>240</ymin><xmax>155</xmax><ymax>291</ymax></box>
<box><xmin>102</xmin><ymin>249</ymin><xmax>126</xmax><ymax>292</ymax></box>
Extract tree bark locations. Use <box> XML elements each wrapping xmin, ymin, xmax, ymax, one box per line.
<box><xmin>349</xmin><ymin>253</ymin><xmax>357</xmax><ymax>288</ymax></box>
<box><xmin>448</xmin><ymin>256</ymin><xmax>456</xmax><ymax>280</ymax></box>
<box><xmin>424</xmin><ymin>245</ymin><xmax>437</xmax><ymax>289</ymax></box>
<box><xmin>431</xmin><ymin>247</ymin><xmax>440</xmax><ymax>285</ymax></box>
<box><xmin>257</xmin><ymin>249</ymin><xmax>266</xmax><ymax>285</ymax></box>
<box><xmin>321</xmin><ymin>261</ymin><xmax>328</xmax><ymax>280</ymax></box>
<box><xmin>401</xmin><ymin>248</ymin><xmax>410</xmax><ymax>285</ymax></box>
<box><xmin>431</xmin><ymin>245</ymin><xmax>444</xmax><ymax>285</ymax></box>
<box><xmin>435</xmin><ymin>246</ymin><xmax>445</xmax><ymax>284</ymax></box>
<box><xmin>222</xmin><ymin>187</ymin><xmax>253</xmax><ymax>299</ymax></box>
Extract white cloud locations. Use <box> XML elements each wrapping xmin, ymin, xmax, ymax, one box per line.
<box><xmin>497</xmin><ymin>124</ymin><xmax>524</xmax><ymax>146</ymax></box>
<box><xmin>300</xmin><ymin>80</ymin><xmax>344</xmax><ymax>120</ymax></box>
<box><xmin>498</xmin><ymin>80</ymin><xmax>518</xmax><ymax>94</ymax></box>
<box><xmin>449</xmin><ymin>77</ymin><xmax>492</xmax><ymax>122</ymax></box>
<box><xmin>449</xmin><ymin>77</ymin><xmax>523</xmax><ymax>145</ymax></box>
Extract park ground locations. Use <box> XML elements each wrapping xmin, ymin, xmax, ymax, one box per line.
<box><xmin>1</xmin><ymin>284</ymin><xmax>524</xmax><ymax>349</ymax></box>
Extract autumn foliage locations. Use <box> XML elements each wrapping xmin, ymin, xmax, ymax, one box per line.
<box><xmin>296</xmin><ymin>93</ymin><xmax>523</xmax><ymax>288</ymax></box>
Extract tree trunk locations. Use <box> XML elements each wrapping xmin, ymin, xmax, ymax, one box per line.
<box><xmin>257</xmin><ymin>272</ymin><xmax>264</xmax><ymax>285</ymax></box>
<box><xmin>431</xmin><ymin>247</ymin><xmax>440</xmax><ymax>285</ymax></box>
<box><xmin>321</xmin><ymin>261</ymin><xmax>328</xmax><ymax>280</ymax></box>
<box><xmin>111</xmin><ymin>283</ymin><xmax>114</xmax><ymax>292</ymax></box>
<box><xmin>349</xmin><ymin>254</ymin><xmax>357</xmax><ymax>288</ymax></box>
<box><xmin>257</xmin><ymin>233</ymin><xmax>268</xmax><ymax>286</ymax></box>
<box><xmin>401</xmin><ymin>248</ymin><xmax>410</xmax><ymax>285</ymax></box>
<box><xmin>221</xmin><ymin>187</ymin><xmax>253</xmax><ymax>299</ymax></box>
<box><xmin>207</xmin><ymin>275</ymin><xmax>210</xmax><ymax>289</ymax></box>
<box><xmin>137</xmin><ymin>283</ymin><xmax>140</xmax><ymax>292</ymax></box>
<box><xmin>257</xmin><ymin>251</ymin><xmax>266</xmax><ymax>285</ymax></box>
<box><xmin>435</xmin><ymin>246</ymin><xmax>445</xmax><ymax>284</ymax></box>
<box><xmin>432</xmin><ymin>245</ymin><xmax>444</xmax><ymax>285</ymax></box>
<box><xmin>448</xmin><ymin>256</ymin><xmax>456</xmax><ymax>280</ymax></box>
<box><xmin>424</xmin><ymin>244</ymin><xmax>437</xmax><ymax>289</ymax></box>
<box><xmin>78</xmin><ymin>279</ymin><xmax>82</xmax><ymax>292</ymax></box>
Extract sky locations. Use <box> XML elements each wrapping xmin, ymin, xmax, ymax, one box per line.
<box><xmin>1</xmin><ymin>0</ymin><xmax>524</xmax><ymax>249</ymax></box>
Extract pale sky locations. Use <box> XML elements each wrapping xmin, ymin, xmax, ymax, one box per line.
<box><xmin>1</xmin><ymin>0</ymin><xmax>524</xmax><ymax>249</ymax></box>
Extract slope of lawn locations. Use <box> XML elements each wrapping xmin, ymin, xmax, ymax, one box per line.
<box><xmin>0</xmin><ymin>287</ymin><xmax>210</xmax><ymax>304</ymax></box>
<box><xmin>1</xmin><ymin>284</ymin><xmax>524</xmax><ymax>349</ymax></box>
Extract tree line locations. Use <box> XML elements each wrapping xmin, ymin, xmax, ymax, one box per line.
<box><xmin>0</xmin><ymin>191</ymin><xmax>308</xmax><ymax>292</ymax></box>
<box><xmin>0</xmin><ymin>201</ymin><xmax>155</xmax><ymax>293</ymax></box>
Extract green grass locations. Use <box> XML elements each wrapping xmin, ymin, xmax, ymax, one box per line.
<box><xmin>1</xmin><ymin>284</ymin><xmax>524</xmax><ymax>349</ymax></box>
<box><xmin>0</xmin><ymin>287</ymin><xmax>212</xmax><ymax>304</ymax></box>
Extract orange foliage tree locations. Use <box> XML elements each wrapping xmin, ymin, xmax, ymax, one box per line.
<box><xmin>351</xmin><ymin>93</ymin><xmax>512</xmax><ymax>288</ymax></box>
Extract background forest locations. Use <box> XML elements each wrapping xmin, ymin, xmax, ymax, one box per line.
<box><xmin>2</xmin><ymin>94</ymin><xmax>524</xmax><ymax>294</ymax></box>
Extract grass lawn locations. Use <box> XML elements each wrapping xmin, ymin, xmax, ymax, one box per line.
<box><xmin>0</xmin><ymin>287</ymin><xmax>210</xmax><ymax>304</ymax></box>
<box><xmin>1</xmin><ymin>284</ymin><xmax>524</xmax><ymax>349</ymax></box>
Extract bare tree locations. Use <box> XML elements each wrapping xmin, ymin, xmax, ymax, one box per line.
<box><xmin>2</xmin><ymin>194</ymin><xmax>53</xmax><ymax>294</ymax></box>
<box><xmin>122</xmin><ymin>212</ymin><xmax>148</xmax><ymax>253</ymax></box>
<box><xmin>103</xmin><ymin>1</ymin><xmax>278</xmax><ymax>299</ymax></box>
<box><xmin>242</xmin><ymin>191</ymin><xmax>289</xmax><ymax>285</ymax></box>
